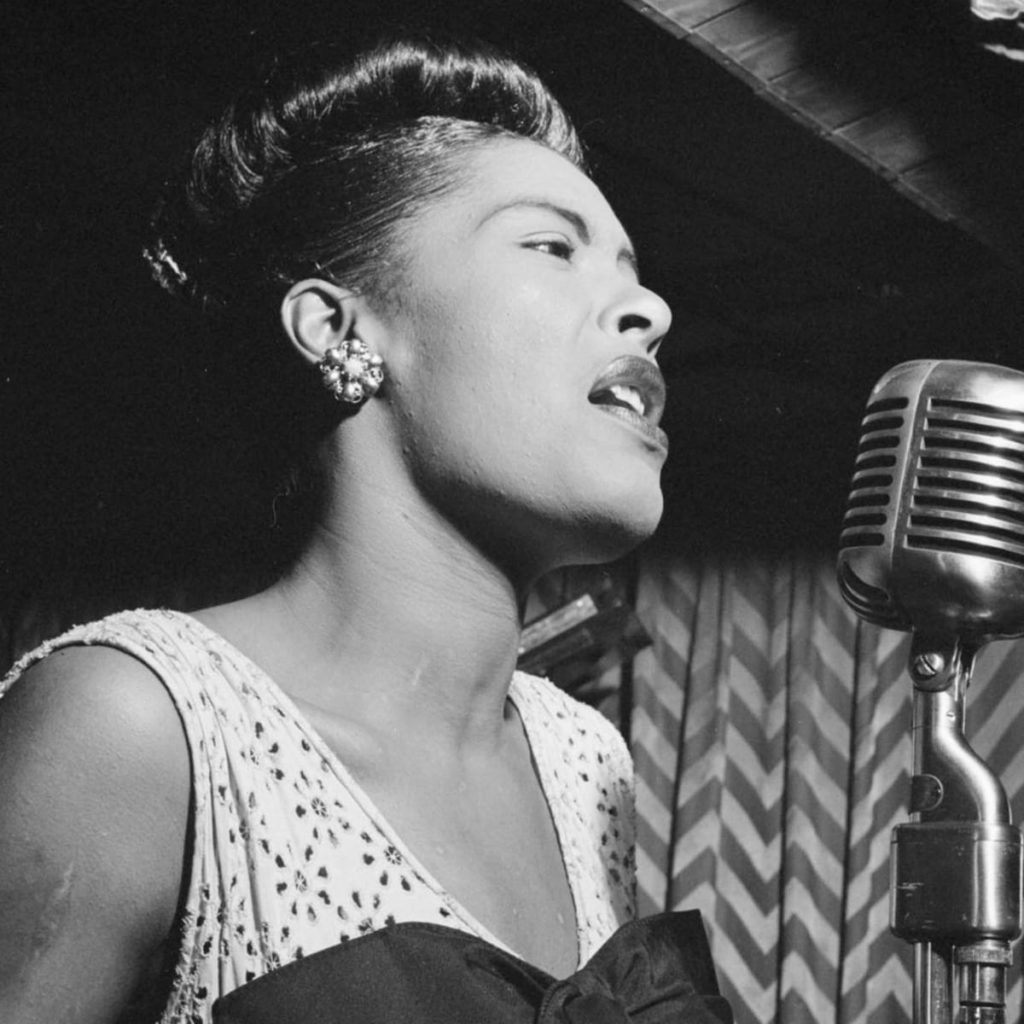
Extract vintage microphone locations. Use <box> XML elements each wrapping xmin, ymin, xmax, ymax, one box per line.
<box><xmin>837</xmin><ymin>359</ymin><xmax>1024</xmax><ymax>1024</ymax></box>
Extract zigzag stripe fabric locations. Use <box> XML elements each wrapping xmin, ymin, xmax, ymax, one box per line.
<box><xmin>631</xmin><ymin>550</ymin><xmax>1024</xmax><ymax>1024</ymax></box>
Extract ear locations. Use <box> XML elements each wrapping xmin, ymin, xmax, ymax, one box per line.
<box><xmin>280</xmin><ymin>278</ymin><xmax>361</xmax><ymax>366</ymax></box>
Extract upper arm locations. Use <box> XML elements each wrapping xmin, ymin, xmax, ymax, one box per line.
<box><xmin>0</xmin><ymin>645</ymin><xmax>192</xmax><ymax>1023</ymax></box>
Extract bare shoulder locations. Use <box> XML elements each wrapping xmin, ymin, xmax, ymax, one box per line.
<box><xmin>0</xmin><ymin>644</ymin><xmax>191</xmax><ymax>1022</ymax></box>
<box><xmin>4</xmin><ymin>641</ymin><xmax>187</xmax><ymax>736</ymax></box>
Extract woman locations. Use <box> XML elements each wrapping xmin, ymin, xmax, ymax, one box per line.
<box><xmin>0</xmin><ymin>33</ymin><xmax>703</xmax><ymax>1024</ymax></box>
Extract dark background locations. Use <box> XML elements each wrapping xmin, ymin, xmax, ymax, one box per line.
<box><xmin>4</xmin><ymin>0</ymin><xmax>1024</xmax><ymax>622</ymax></box>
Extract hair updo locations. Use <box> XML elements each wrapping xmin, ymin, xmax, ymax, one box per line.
<box><xmin>139</xmin><ymin>34</ymin><xmax>585</xmax><ymax>582</ymax></box>
<box><xmin>144</xmin><ymin>34</ymin><xmax>585</xmax><ymax>316</ymax></box>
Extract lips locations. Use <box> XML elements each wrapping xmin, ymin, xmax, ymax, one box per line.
<box><xmin>588</xmin><ymin>355</ymin><xmax>668</xmax><ymax>452</ymax></box>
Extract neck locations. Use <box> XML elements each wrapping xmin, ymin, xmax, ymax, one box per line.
<box><xmin>207</xmin><ymin>452</ymin><xmax>532</xmax><ymax>755</ymax></box>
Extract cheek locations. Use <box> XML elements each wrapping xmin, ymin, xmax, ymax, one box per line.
<box><xmin>415</xmin><ymin>353</ymin><xmax>538</xmax><ymax>467</ymax></box>
<box><xmin>398</xmin><ymin>281</ymin><xmax>569</xmax><ymax>419</ymax></box>
<box><xmin>386</xmin><ymin>268</ymin><xmax>593</xmax><ymax>488</ymax></box>
<box><xmin>395</xmin><ymin>358</ymin><xmax>571</xmax><ymax>509</ymax></box>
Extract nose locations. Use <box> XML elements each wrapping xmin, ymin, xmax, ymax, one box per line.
<box><xmin>600</xmin><ymin>282</ymin><xmax>673</xmax><ymax>356</ymax></box>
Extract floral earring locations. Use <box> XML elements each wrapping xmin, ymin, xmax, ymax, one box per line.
<box><xmin>318</xmin><ymin>339</ymin><xmax>384</xmax><ymax>405</ymax></box>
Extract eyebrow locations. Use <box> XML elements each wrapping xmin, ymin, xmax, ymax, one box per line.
<box><xmin>478</xmin><ymin>198</ymin><xmax>641</xmax><ymax>277</ymax></box>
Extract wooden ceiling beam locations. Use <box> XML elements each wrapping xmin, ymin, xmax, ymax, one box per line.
<box><xmin>619</xmin><ymin>0</ymin><xmax>1024</xmax><ymax>269</ymax></box>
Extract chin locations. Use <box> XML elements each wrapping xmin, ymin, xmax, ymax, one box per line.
<box><xmin>456</xmin><ymin>465</ymin><xmax>665</xmax><ymax>580</ymax></box>
<box><xmin>555</xmin><ymin>486</ymin><xmax>665</xmax><ymax>568</ymax></box>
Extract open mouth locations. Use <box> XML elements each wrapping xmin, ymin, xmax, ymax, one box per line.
<box><xmin>588</xmin><ymin>355</ymin><xmax>668</xmax><ymax>452</ymax></box>
<box><xmin>589</xmin><ymin>382</ymin><xmax>649</xmax><ymax>418</ymax></box>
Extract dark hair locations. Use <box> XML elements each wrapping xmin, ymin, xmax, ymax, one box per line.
<box><xmin>145</xmin><ymin>34</ymin><xmax>585</xmax><ymax>314</ymax></box>
<box><xmin>140</xmin><ymin>35</ymin><xmax>585</xmax><ymax>583</ymax></box>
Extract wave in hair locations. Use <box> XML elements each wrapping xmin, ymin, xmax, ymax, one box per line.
<box><xmin>144</xmin><ymin>33</ymin><xmax>585</xmax><ymax>313</ymax></box>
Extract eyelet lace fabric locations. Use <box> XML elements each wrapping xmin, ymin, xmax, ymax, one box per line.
<box><xmin>3</xmin><ymin>608</ymin><xmax>637</xmax><ymax>1023</ymax></box>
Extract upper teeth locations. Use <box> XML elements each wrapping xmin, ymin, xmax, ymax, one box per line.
<box><xmin>608</xmin><ymin>384</ymin><xmax>646</xmax><ymax>417</ymax></box>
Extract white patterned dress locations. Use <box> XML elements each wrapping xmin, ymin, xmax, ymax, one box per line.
<box><xmin>2</xmin><ymin>608</ymin><xmax>637</xmax><ymax>1023</ymax></box>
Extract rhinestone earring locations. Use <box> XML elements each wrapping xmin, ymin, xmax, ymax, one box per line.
<box><xmin>318</xmin><ymin>339</ymin><xmax>384</xmax><ymax>404</ymax></box>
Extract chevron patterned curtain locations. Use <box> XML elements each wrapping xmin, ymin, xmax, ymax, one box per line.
<box><xmin>630</xmin><ymin>549</ymin><xmax>1024</xmax><ymax>1024</ymax></box>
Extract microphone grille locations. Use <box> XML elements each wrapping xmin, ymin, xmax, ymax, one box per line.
<box><xmin>838</xmin><ymin>395</ymin><xmax>909</xmax><ymax>627</ymax></box>
<box><xmin>838</xmin><ymin>360</ymin><xmax>1024</xmax><ymax>639</ymax></box>
<box><xmin>840</xmin><ymin>395</ymin><xmax>907</xmax><ymax>549</ymax></box>
<box><xmin>907</xmin><ymin>394</ymin><xmax>1024</xmax><ymax>565</ymax></box>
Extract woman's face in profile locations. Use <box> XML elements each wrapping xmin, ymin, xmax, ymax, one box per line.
<box><xmin>379</xmin><ymin>137</ymin><xmax>673</xmax><ymax>573</ymax></box>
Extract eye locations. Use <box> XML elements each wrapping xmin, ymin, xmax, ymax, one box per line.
<box><xmin>524</xmin><ymin>237</ymin><xmax>575</xmax><ymax>261</ymax></box>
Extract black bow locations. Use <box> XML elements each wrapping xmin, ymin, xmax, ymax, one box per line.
<box><xmin>214</xmin><ymin>912</ymin><xmax>734</xmax><ymax>1024</ymax></box>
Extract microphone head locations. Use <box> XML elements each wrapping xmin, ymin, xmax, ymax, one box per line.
<box><xmin>837</xmin><ymin>359</ymin><xmax>1024</xmax><ymax>643</ymax></box>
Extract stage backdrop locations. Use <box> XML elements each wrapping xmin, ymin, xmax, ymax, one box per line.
<box><xmin>630</xmin><ymin>550</ymin><xmax>1024</xmax><ymax>1024</ymax></box>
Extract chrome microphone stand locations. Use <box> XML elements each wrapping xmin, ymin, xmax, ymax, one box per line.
<box><xmin>836</xmin><ymin>358</ymin><xmax>1024</xmax><ymax>1022</ymax></box>
<box><xmin>893</xmin><ymin>632</ymin><xmax>1022</xmax><ymax>1024</ymax></box>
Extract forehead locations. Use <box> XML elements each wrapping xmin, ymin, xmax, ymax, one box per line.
<box><xmin>431</xmin><ymin>137</ymin><xmax>632</xmax><ymax>246</ymax></box>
